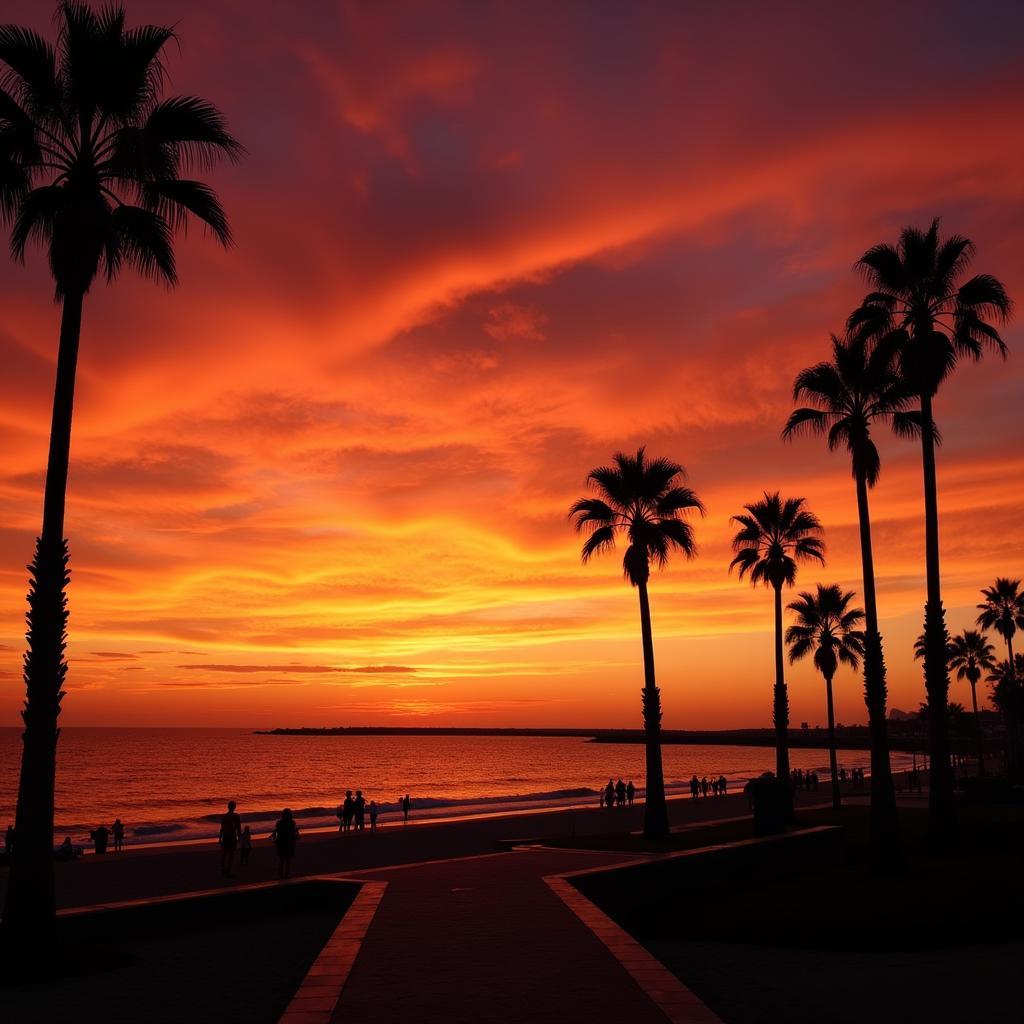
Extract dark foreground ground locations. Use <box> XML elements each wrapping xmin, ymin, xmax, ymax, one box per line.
<box><xmin>615</xmin><ymin>804</ymin><xmax>1024</xmax><ymax>1024</ymax></box>
<box><xmin>2</xmin><ymin>905</ymin><xmax>341</xmax><ymax>1024</ymax></box>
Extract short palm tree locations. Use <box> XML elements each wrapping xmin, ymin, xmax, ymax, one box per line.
<box><xmin>947</xmin><ymin>630</ymin><xmax>996</xmax><ymax>774</ymax></box>
<box><xmin>0</xmin><ymin>3</ymin><xmax>240</xmax><ymax>959</ymax></box>
<box><xmin>570</xmin><ymin>447</ymin><xmax>705</xmax><ymax>839</ymax></box>
<box><xmin>730</xmin><ymin>492</ymin><xmax>825</xmax><ymax>814</ymax></box>
<box><xmin>784</xmin><ymin>331</ymin><xmax>917</xmax><ymax>861</ymax></box>
<box><xmin>987</xmin><ymin>655</ymin><xmax>1024</xmax><ymax>776</ymax></box>
<box><xmin>785</xmin><ymin>584</ymin><xmax>865</xmax><ymax>810</ymax></box>
<box><xmin>850</xmin><ymin>220</ymin><xmax>1013</xmax><ymax>841</ymax></box>
<box><xmin>977</xmin><ymin>578</ymin><xmax>1024</xmax><ymax>672</ymax></box>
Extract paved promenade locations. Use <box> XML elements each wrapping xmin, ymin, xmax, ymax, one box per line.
<box><xmin>328</xmin><ymin>847</ymin><xmax>716</xmax><ymax>1024</ymax></box>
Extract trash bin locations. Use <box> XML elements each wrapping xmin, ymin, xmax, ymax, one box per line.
<box><xmin>747</xmin><ymin>775</ymin><xmax>788</xmax><ymax>835</ymax></box>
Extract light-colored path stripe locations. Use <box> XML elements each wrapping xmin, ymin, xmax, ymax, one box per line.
<box><xmin>546</xmin><ymin>875</ymin><xmax>722</xmax><ymax>1024</ymax></box>
<box><xmin>278</xmin><ymin>881</ymin><xmax>387</xmax><ymax>1024</ymax></box>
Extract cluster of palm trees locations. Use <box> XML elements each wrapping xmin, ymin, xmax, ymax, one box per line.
<box><xmin>572</xmin><ymin>222</ymin><xmax>1014</xmax><ymax>858</ymax></box>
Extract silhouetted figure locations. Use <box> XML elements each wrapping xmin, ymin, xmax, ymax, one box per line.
<box><xmin>219</xmin><ymin>800</ymin><xmax>242</xmax><ymax>877</ymax></box>
<box><xmin>341</xmin><ymin>791</ymin><xmax>354</xmax><ymax>832</ymax></box>
<box><xmin>354</xmin><ymin>790</ymin><xmax>366</xmax><ymax>831</ymax></box>
<box><xmin>90</xmin><ymin>824</ymin><xmax>109</xmax><ymax>855</ymax></box>
<box><xmin>690</xmin><ymin>774</ymin><xmax>699</xmax><ymax>799</ymax></box>
<box><xmin>271</xmin><ymin>809</ymin><xmax>298</xmax><ymax>879</ymax></box>
<box><xmin>239</xmin><ymin>826</ymin><xmax>252</xmax><ymax>867</ymax></box>
<box><xmin>700</xmin><ymin>776</ymin><xmax>709</xmax><ymax>798</ymax></box>
<box><xmin>112</xmin><ymin>818</ymin><xmax>125</xmax><ymax>852</ymax></box>
<box><xmin>369</xmin><ymin>800</ymin><xmax>379</xmax><ymax>832</ymax></box>
<box><xmin>615</xmin><ymin>779</ymin><xmax>626</xmax><ymax>806</ymax></box>
<box><xmin>402</xmin><ymin>794</ymin><xmax>412</xmax><ymax>824</ymax></box>
<box><xmin>626</xmin><ymin>781</ymin><xmax>635</xmax><ymax>806</ymax></box>
<box><xmin>718</xmin><ymin>774</ymin><xmax>728</xmax><ymax>796</ymax></box>
<box><xmin>605</xmin><ymin>779</ymin><xmax>616</xmax><ymax>808</ymax></box>
<box><xmin>55</xmin><ymin>837</ymin><xmax>77</xmax><ymax>862</ymax></box>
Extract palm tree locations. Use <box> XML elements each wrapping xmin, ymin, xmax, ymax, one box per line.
<box><xmin>988</xmin><ymin>655</ymin><xmax>1024</xmax><ymax>775</ymax></box>
<box><xmin>977</xmin><ymin>578</ymin><xmax>1024</xmax><ymax>673</ymax></box>
<box><xmin>0</xmin><ymin>4</ymin><xmax>240</xmax><ymax>959</ymax></box>
<box><xmin>947</xmin><ymin>630</ymin><xmax>996</xmax><ymax>774</ymax></box>
<box><xmin>850</xmin><ymin>220</ymin><xmax>1013</xmax><ymax>841</ymax></box>
<box><xmin>570</xmin><ymin>447</ymin><xmax>705</xmax><ymax>839</ymax></box>
<box><xmin>785</xmin><ymin>584</ymin><xmax>865</xmax><ymax>810</ymax></box>
<box><xmin>784</xmin><ymin>331</ymin><xmax>917</xmax><ymax>862</ymax></box>
<box><xmin>730</xmin><ymin>492</ymin><xmax>825</xmax><ymax>814</ymax></box>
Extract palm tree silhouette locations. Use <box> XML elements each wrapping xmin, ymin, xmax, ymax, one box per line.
<box><xmin>988</xmin><ymin>655</ymin><xmax>1024</xmax><ymax>775</ymax></box>
<box><xmin>0</xmin><ymin>3</ymin><xmax>240</xmax><ymax>957</ymax></box>
<box><xmin>784</xmin><ymin>331</ymin><xmax>917</xmax><ymax>860</ymax></box>
<box><xmin>785</xmin><ymin>584</ymin><xmax>865</xmax><ymax>811</ymax></box>
<box><xmin>730</xmin><ymin>492</ymin><xmax>824</xmax><ymax>815</ymax></box>
<box><xmin>570</xmin><ymin>447</ymin><xmax>704</xmax><ymax>839</ymax></box>
<box><xmin>850</xmin><ymin>220</ymin><xmax>1012</xmax><ymax>841</ymax></box>
<box><xmin>976</xmin><ymin>578</ymin><xmax>1024</xmax><ymax>674</ymax></box>
<box><xmin>947</xmin><ymin>630</ymin><xmax>996</xmax><ymax>775</ymax></box>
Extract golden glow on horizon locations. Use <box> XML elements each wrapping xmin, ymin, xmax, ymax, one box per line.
<box><xmin>0</xmin><ymin>1</ymin><xmax>1022</xmax><ymax>729</ymax></box>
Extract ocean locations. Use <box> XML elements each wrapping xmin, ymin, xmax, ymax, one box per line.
<box><xmin>0</xmin><ymin>728</ymin><xmax>913</xmax><ymax>846</ymax></box>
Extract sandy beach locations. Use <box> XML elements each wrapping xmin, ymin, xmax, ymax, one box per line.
<box><xmin>0</xmin><ymin>789</ymin><xmax>836</xmax><ymax>912</ymax></box>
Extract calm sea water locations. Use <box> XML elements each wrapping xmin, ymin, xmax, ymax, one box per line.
<box><xmin>0</xmin><ymin>729</ymin><xmax>913</xmax><ymax>846</ymax></box>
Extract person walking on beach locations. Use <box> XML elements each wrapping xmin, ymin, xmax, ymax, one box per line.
<box><xmin>112</xmin><ymin>818</ymin><xmax>125</xmax><ymax>852</ymax></box>
<box><xmin>219</xmin><ymin>800</ymin><xmax>242</xmax><ymax>877</ymax></box>
<box><xmin>605</xmin><ymin>779</ymin><xmax>616</xmax><ymax>809</ymax></box>
<box><xmin>401</xmin><ymin>794</ymin><xmax>412</xmax><ymax>824</ymax></box>
<box><xmin>90</xmin><ymin>823</ymin><xmax>109</xmax><ymax>855</ymax></box>
<box><xmin>718</xmin><ymin>775</ymin><xmax>728</xmax><ymax>796</ymax></box>
<box><xmin>626</xmin><ymin>781</ymin><xmax>635</xmax><ymax>806</ymax></box>
<box><xmin>690</xmin><ymin>774</ymin><xmax>700</xmax><ymax>799</ymax></box>
<box><xmin>271</xmin><ymin>809</ymin><xmax>299</xmax><ymax>880</ymax></box>
<box><xmin>239</xmin><ymin>826</ymin><xmax>252</xmax><ymax>867</ymax></box>
<box><xmin>354</xmin><ymin>790</ymin><xmax>366</xmax><ymax>831</ymax></box>
<box><xmin>369</xmin><ymin>800</ymin><xmax>379</xmax><ymax>832</ymax></box>
<box><xmin>341</xmin><ymin>791</ymin><xmax>355</xmax><ymax>832</ymax></box>
<box><xmin>615</xmin><ymin>779</ymin><xmax>626</xmax><ymax>807</ymax></box>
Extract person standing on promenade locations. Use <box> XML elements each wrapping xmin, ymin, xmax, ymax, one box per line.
<box><xmin>402</xmin><ymin>794</ymin><xmax>412</xmax><ymax>824</ymax></box>
<box><xmin>354</xmin><ymin>791</ymin><xmax>366</xmax><ymax>831</ymax></box>
<box><xmin>615</xmin><ymin>779</ymin><xmax>626</xmax><ymax>806</ymax></box>
<box><xmin>112</xmin><ymin>819</ymin><xmax>125</xmax><ymax>852</ymax></box>
<box><xmin>604</xmin><ymin>779</ymin><xmax>615</xmax><ymax>808</ymax></box>
<box><xmin>369</xmin><ymin>800</ymin><xmax>379</xmax><ymax>832</ymax></box>
<box><xmin>239</xmin><ymin>826</ymin><xmax>252</xmax><ymax>867</ymax></box>
<box><xmin>271</xmin><ymin>809</ymin><xmax>298</xmax><ymax>880</ymax></box>
<box><xmin>626</xmin><ymin>781</ymin><xmax>635</xmax><ymax>806</ymax></box>
<box><xmin>341</xmin><ymin>791</ymin><xmax>355</xmax><ymax>832</ymax></box>
<box><xmin>219</xmin><ymin>800</ymin><xmax>242</xmax><ymax>877</ymax></box>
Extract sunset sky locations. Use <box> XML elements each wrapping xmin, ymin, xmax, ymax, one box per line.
<box><xmin>1</xmin><ymin>1</ymin><xmax>1023</xmax><ymax>729</ymax></box>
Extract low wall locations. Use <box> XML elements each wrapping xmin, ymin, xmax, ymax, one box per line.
<box><xmin>570</xmin><ymin>826</ymin><xmax>843</xmax><ymax>923</ymax></box>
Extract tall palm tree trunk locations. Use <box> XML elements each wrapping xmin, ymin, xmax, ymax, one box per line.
<box><xmin>968</xmin><ymin>681</ymin><xmax>984</xmax><ymax>776</ymax></box>
<box><xmin>636</xmin><ymin>579</ymin><xmax>669</xmax><ymax>839</ymax></box>
<box><xmin>772</xmin><ymin>582</ymin><xmax>793</xmax><ymax>819</ymax></box>
<box><xmin>1003</xmin><ymin>635</ymin><xmax>1018</xmax><ymax>776</ymax></box>
<box><xmin>918</xmin><ymin>392</ymin><xmax>955</xmax><ymax>842</ymax></box>
<box><xmin>2</xmin><ymin>290</ymin><xmax>83</xmax><ymax>963</ymax></box>
<box><xmin>823</xmin><ymin>672</ymin><xmax>841</xmax><ymax>811</ymax></box>
<box><xmin>854</xmin><ymin>469</ymin><xmax>901</xmax><ymax>866</ymax></box>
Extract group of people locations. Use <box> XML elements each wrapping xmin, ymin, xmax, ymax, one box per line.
<box><xmin>791</xmin><ymin>768</ymin><xmax>821</xmax><ymax>791</ymax></box>
<box><xmin>4</xmin><ymin>817</ymin><xmax>129</xmax><ymax>862</ymax></box>
<box><xmin>601</xmin><ymin>778</ymin><xmax>635</xmax><ymax>808</ymax></box>
<box><xmin>218</xmin><ymin>800</ymin><xmax>297</xmax><ymax>879</ymax></box>
<box><xmin>689</xmin><ymin>774</ymin><xmax>729</xmax><ymax>798</ymax></box>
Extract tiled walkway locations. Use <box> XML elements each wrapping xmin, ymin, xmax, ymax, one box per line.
<box><xmin>326</xmin><ymin>847</ymin><xmax>716</xmax><ymax>1024</ymax></box>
